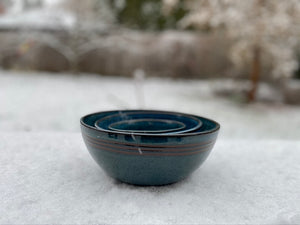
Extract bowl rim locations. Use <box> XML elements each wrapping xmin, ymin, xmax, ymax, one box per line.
<box><xmin>106</xmin><ymin>118</ymin><xmax>187</xmax><ymax>133</ymax></box>
<box><xmin>80</xmin><ymin>109</ymin><xmax>220</xmax><ymax>137</ymax></box>
<box><xmin>94</xmin><ymin>111</ymin><xmax>202</xmax><ymax>134</ymax></box>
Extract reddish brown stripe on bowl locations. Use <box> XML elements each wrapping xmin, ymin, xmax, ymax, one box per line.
<box><xmin>86</xmin><ymin>141</ymin><xmax>213</xmax><ymax>156</ymax></box>
<box><xmin>84</xmin><ymin>135</ymin><xmax>215</xmax><ymax>152</ymax></box>
<box><xmin>84</xmin><ymin>133</ymin><xmax>215</xmax><ymax>148</ymax></box>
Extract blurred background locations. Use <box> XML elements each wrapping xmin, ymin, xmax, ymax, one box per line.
<box><xmin>1</xmin><ymin>0</ymin><xmax>300</xmax><ymax>139</ymax></box>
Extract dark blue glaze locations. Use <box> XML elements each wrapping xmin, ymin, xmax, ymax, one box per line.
<box><xmin>80</xmin><ymin>110</ymin><xmax>220</xmax><ymax>186</ymax></box>
<box><xmin>107</xmin><ymin>118</ymin><xmax>186</xmax><ymax>133</ymax></box>
<box><xmin>94</xmin><ymin>111</ymin><xmax>202</xmax><ymax>134</ymax></box>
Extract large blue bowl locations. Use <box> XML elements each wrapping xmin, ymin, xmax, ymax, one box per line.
<box><xmin>80</xmin><ymin>110</ymin><xmax>220</xmax><ymax>186</ymax></box>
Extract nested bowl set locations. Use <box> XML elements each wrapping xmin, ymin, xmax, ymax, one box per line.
<box><xmin>80</xmin><ymin>110</ymin><xmax>220</xmax><ymax>186</ymax></box>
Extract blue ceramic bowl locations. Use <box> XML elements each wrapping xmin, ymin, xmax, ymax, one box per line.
<box><xmin>94</xmin><ymin>111</ymin><xmax>202</xmax><ymax>134</ymax></box>
<box><xmin>107</xmin><ymin>118</ymin><xmax>186</xmax><ymax>133</ymax></box>
<box><xmin>80</xmin><ymin>110</ymin><xmax>220</xmax><ymax>186</ymax></box>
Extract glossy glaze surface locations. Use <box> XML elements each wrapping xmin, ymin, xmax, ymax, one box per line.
<box><xmin>81</xmin><ymin>110</ymin><xmax>220</xmax><ymax>186</ymax></box>
<box><xmin>94</xmin><ymin>111</ymin><xmax>203</xmax><ymax>134</ymax></box>
<box><xmin>107</xmin><ymin>118</ymin><xmax>186</xmax><ymax>133</ymax></box>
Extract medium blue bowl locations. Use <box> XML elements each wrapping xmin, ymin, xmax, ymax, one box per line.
<box><xmin>80</xmin><ymin>110</ymin><xmax>220</xmax><ymax>186</ymax></box>
<box><xmin>94</xmin><ymin>111</ymin><xmax>202</xmax><ymax>134</ymax></box>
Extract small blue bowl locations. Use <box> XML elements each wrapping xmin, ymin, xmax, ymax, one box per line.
<box><xmin>80</xmin><ymin>110</ymin><xmax>220</xmax><ymax>186</ymax></box>
<box><xmin>107</xmin><ymin>118</ymin><xmax>186</xmax><ymax>133</ymax></box>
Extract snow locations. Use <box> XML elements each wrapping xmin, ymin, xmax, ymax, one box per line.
<box><xmin>1</xmin><ymin>71</ymin><xmax>300</xmax><ymax>139</ymax></box>
<box><xmin>0</xmin><ymin>1</ymin><xmax>111</xmax><ymax>31</ymax></box>
<box><xmin>0</xmin><ymin>8</ymin><xmax>75</xmax><ymax>30</ymax></box>
<box><xmin>1</xmin><ymin>70</ymin><xmax>300</xmax><ymax>223</ymax></box>
<box><xmin>0</xmin><ymin>132</ymin><xmax>299</xmax><ymax>224</ymax></box>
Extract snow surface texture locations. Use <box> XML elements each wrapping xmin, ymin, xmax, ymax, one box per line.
<box><xmin>0</xmin><ymin>133</ymin><xmax>299</xmax><ymax>224</ymax></box>
<box><xmin>1</xmin><ymin>71</ymin><xmax>300</xmax><ymax>224</ymax></box>
<box><xmin>1</xmin><ymin>71</ymin><xmax>300</xmax><ymax>139</ymax></box>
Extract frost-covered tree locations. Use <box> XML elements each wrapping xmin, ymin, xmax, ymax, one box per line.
<box><xmin>62</xmin><ymin>0</ymin><xmax>115</xmax><ymax>24</ymax></box>
<box><xmin>165</xmin><ymin>0</ymin><xmax>300</xmax><ymax>101</ymax></box>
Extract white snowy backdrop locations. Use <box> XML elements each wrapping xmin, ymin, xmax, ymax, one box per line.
<box><xmin>1</xmin><ymin>70</ymin><xmax>300</xmax><ymax>139</ymax></box>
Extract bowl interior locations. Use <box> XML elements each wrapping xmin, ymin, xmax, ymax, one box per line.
<box><xmin>81</xmin><ymin>110</ymin><xmax>219</xmax><ymax>136</ymax></box>
<box><xmin>93</xmin><ymin>111</ymin><xmax>202</xmax><ymax>134</ymax></box>
<box><xmin>106</xmin><ymin>118</ymin><xmax>186</xmax><ymax>133</ymax></box>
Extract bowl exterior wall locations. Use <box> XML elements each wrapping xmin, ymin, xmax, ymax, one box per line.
<box><xmin>81</xmin><ymin>124</ymin><xmax>218</xmax><ymax>186</ymax></box>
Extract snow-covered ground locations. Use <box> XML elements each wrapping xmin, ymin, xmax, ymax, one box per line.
<box><xmin>1</xmin><ymin>133</ymin><xmax>299</xmax><ymax>224</ymax></box>
<box><xmin>1</xmin><ymin>71</ymin><xmax>300</xmax><ymax>224</ymax></box>
<box><xmin>1</xmin><ymin>70</ymin><xmax>300</xmax><ymax>140</ymax></box>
